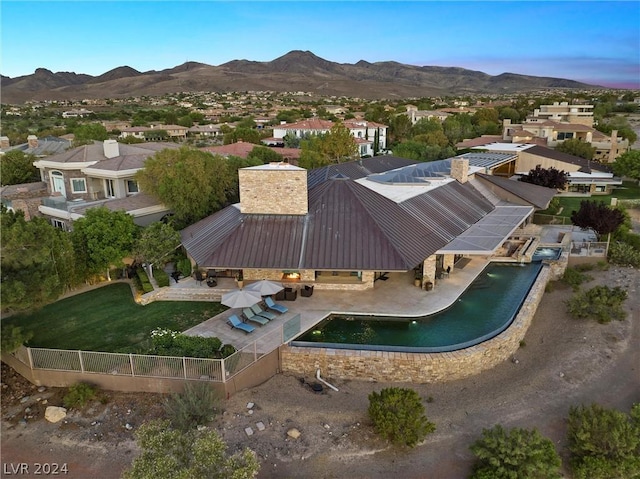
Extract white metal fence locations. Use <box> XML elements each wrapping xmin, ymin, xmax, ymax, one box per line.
<box><xmin>11</xmin><ymin>314</ymin><xmax>301</xmax><ymax>383</ymax></box>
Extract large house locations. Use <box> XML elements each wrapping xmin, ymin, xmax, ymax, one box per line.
<box><xmin>33</xmin><ymin>140</ymin><xmax>180</xmax><ymax>229</ymax></box>
<box><xmin>180</xmin><ymin>155</ymin><xmax>555</xmax><ymax>291</ymax></box>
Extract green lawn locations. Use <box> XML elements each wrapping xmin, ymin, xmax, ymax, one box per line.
<box><xmin>2</xmin><ymin>283</ymin><xmax>226</xmax><ymax>353</ymax></box>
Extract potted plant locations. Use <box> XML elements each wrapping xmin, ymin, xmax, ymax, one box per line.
<box><xmin>235</xmin><ymin>272</ymin><xmax>244</xmax><ymax>289</ymax></box>
<box><xmin>414</xmin><ymin>272</ymin><xmax>423</xmax><ymax>287</ymax></box>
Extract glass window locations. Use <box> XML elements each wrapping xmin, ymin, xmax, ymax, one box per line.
<box><xmin>126</xmin><ymin>180</ymin><xmax>139</xmax><ymax>194</ymax></box>
<box><xmin>105</xmin><ymin>179</ymin><xmax>115</xmax><ymax>198</ymax></box>
<box><xmin>71</xmin><ymin>178</ymin><xmax>87</xmax><ymax>193</ymax></box>
<box><xmin>52</xmin><ymin>219</ymin><xmax>66</xmax><ymax>230</ymax></box>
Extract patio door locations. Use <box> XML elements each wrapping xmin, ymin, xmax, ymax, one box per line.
<box><xmin>51</xmin><ymin>171</ymin><xmax>66</xmax><ymax>197</ymax></box>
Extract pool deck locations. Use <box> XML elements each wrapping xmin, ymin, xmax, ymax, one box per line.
<box><xmin>181</xmin><ymin>256</ymin><xmax>492</xmax><ymax>350</ymax></box>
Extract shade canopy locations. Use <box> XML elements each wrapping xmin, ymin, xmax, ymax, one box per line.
<box><xmin>221</xmin><ymin>289</ymin><xmax>263</xmax><ymax>309</ymax></box>
<box><xmin>244</xmin><ymin>279</ymin><xmax>284</xmax><ymax>296</ymax></box>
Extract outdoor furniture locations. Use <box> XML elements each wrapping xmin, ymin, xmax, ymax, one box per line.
<box><xmin>251</xmin><ymin>303</ymin><xmax>277</xmax><ymax>321</ymax></box>
<box><xmin>300</xmin><ymin>285</ymin><xmax>314</xmax><ymax>297</ymax></box>
<box><xmin>206</xmin><ymin>277</ymin><xmax>217</xmax><ymax>287</ymax></box>
<box><xmin>242</xmin><ymin>308</ymin><xmax>269</xmax><ymax>326</ymax></box>
<box><xmin>227</xmin><ymin>314</ymin><xmax>255</xmax><ymax>334</ymax></box>
<box><xmin>170</xmin><ymin>271</ymin><xmax>181</xmax><ymax>283</ymax></box>
<box><xmin>194</xmin><ymin>271</ymin><xmax>204</xmax><ymax>285</ymax></box>
<box><xmin>264</xmin><ymin>296</ymin><xmax>288</xmax><ymax>314</ymax></box>
<box><xmin>275</xmin><ymin>289</ymin><xmax>286</xmax><ymax>301</ymax></box>
<box><xmin>284</xmin><ymin>287</ymin><xmax>297</xmax><ymax>301</ymax></box>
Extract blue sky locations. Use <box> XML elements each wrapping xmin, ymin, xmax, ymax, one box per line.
<box><xmin>2</xmin><ymin>1</ymin><xmax>639</xmax><ymax>89</ymax></box>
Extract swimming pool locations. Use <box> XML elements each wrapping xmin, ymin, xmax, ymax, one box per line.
<box><xmin>532</xmin><ymin>247</ymin><xmax>563</xmax><ymax>261</ymax></box>
<box><xmin>292</xmin><ymin>262</ymin><xmax>544</xmax><ymax>353</ymax></box>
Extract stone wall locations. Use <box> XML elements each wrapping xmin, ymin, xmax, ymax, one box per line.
<box><xmin>239</xmin><ymin>165</ymin><xmax>308</xmax><ymax>215</ymax></box>
<box><xmin>280</xmin><ymin>267</ymin><xmax>550</xmax><ymax>383</ymax></box>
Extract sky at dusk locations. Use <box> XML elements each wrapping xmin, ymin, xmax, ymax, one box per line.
<box><xmin>2</xmin><ymin>1</ymin><xmax>639</xmax><ymax>89</ymax></box>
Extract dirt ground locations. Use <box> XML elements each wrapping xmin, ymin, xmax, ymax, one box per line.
<box><xmin>2</xmin><ymin>265</ymin><xmax>639</xmax><ymax>479</ymax></box>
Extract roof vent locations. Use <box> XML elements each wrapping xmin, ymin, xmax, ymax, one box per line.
<box><xmin>103</xmin><ymin>139</ymin><xmax>120</xmax><ymax>159</ymax></box>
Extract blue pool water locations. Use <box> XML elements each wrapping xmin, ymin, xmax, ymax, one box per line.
<box><xmin>292</xmin><ymin>262</ymin><xmax>544</xmax><ymax>353</ymax></box>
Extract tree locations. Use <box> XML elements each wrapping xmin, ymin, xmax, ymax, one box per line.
<box><xmin>388</xmin><ymin>114</ymin><xmax>412</xmax><ymax>144</ymax></box>
<box><xmin>71</xmin><ymin>207</ymin><xmax>138</xmax><ymax>281</ymax></box>
<box><xmin>73</xmin><ymin>123</ymin><xmax>108</xmax><ymax>144</ymax></box>
<box><xmin>223</xmin><ymin>127</ymin><xmax>261</xmax><ymax>145</ymax></box>
<box><xmin>555</xmin><ymin>138</ymin><xmax>596</xmax><ymax>160</ymax></box>
<box><xmin>246</xmin><ymin>145</ymin><xmax>283</xmax><ymax>164</ymax></box>
<box><xmin>470</xmin><ymin>425</ymin><xmax>562</xmax><ymax>479</ymax></box>
<box><xmin>519</xmin><ymin>165</ymin><xmax>568</xmax><ymax>189</ymax></box>
<box><xmin>1</xmin><ymin>207</ymin><xmax>77</xmax><ymax>311</ymax></box>
<box><xmin>136</xmin><ymin>147</ymin><xmax>236</xmax><ymax>227</ymax></box>
<box><xmin>123</xmin><ymin>420</ymin><xmax>260</xmax><ymax>479</ymax></box>
<box><xmin>570</xmin><ymin>200</ymin><xmax>626</xmax><ymax>239</ymax></box>
<box><xmin>611</xmin><ymin>150</ymin><xmax>640</xmax><ymax>181</ymax></box>
<box><xmin>0</xmin><ymin>150</ymin><xmax>40</xmax><ymax>185</ymax></box>
<box><xmin>567</xmin><ymin>403</ymin><xmax>640</xmax><ymax>479</ymax></box>
<box><xmin>442</xmin><ymin>114</ymin><xmax>475</xmax><ymax>145</ymax></box>
<box><xmin>368</xmin><ymin>387</ymin><xmax>435</xmax><ymax>447</ymax></box>
<box><xmin>133</xmin><ymin>222</ymin><xmax>181</xmax><ymax>273</ymax></box>
<box><xmin>322</xmin><ymin>122</ymin><xmax>358</xmax><ymax>162</ymax></box>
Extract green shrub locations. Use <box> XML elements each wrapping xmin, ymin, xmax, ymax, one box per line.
<box><xmin>153</xmin><ymin>268</ymin><xmax>170</xmax><ymax>288</ymax></box>
<box><xmin>177</xmin><ymin>258</ymin><xmax>192</xmax><ymax>277</ymax></box>
<box><xmin>608</xmin><ymin>241</ymin><xmax>640</xmax><ymax>268</ymax></box>
<box><xmin>368</xmin><ymin>387</ymin><xmax>435</xmax><ymax>447</ymax></box>
<box><xmin>63</xmin><ymin>382</ymin><xmax>97</xmax><ymax>409</ymax></box>
<box><xmin>562</xmin><ymin>267</ymin><xmax>593</xmax><ymax>291</ymax></box>
<box><xmin>136</xmin><ymin>269</ymin><xmax>154</xmax><ymax>293</ymax></box>
<box><xmin>150</xmin><ymin>328</ymin><xmax>223</xmax><ymax>358</ymax></box>
<box><xmin>568</xmin><ymin>403</ymin><xmax>640</xmax><ymax>479</ymax></box>
<box><xmin>566</xmin><ymin>285</ymin><xmax>628</xmax><ymax>323</ymax></box>
<box><xmin>220</xmin><ymin>344</ymin><xmax>236</xmax><ymax>358</ymax></box>
<box><xmin>163</xmin><ymin>382</ymin><xmax>222</xmax><ymax>432</ymax></box>
<box><xmin>0</xmin><ymin>325</ymin><xmax>33</xmax><ymax>353</ymax></box>
<box><xmin>470</xmin><ymin>425</ymin><xmax>562</xmax><ymax>479</ymax></box>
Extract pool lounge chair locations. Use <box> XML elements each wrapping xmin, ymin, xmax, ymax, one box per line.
<box><xmin>242</xmin><ymin>308</ymin><xmax>270</xmax><ymax>326</ymax></box>
<box><xmin>227</xmin><ymin>314</ymin><xmax>255</xmax><ymax>334</ymax></box>
<box><xmin>264</xmin><ymin>296</ymin><xmax>288</xmax><ymax>314</ymax></box>
<box><xmin>250</xmin><ymin>303</ymin><xmax>277</xmax><ymax>320</ymax></box>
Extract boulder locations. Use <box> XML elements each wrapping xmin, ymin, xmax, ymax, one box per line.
<box><xmin>287</xmin><ymin>428</ymin><xmax>301</xmax><ymax>439</ymax></box>
<box><xmin>45</xmin><ymin>406</ymin><xmax>67</xmax><ymax>423</ymax></box>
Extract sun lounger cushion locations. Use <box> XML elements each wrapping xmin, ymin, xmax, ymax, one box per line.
<box><xmin>251</xmin><ymin>303</ymin><xmax>277</xmax><ymax>320</ymax></box>
<box><xmin>265</xmin><ymin>296</ymin><xmax>288</xmax><ymax>314</ymax></box>
<box><xmin>242</xmin><ymin>308</ymin><xmax>269</xmax><ymax>326</ymax></box>
<box><xmin>227</xmin><ymin>314</ymin><xmax>255</xmax><ymax>333</ymax></box>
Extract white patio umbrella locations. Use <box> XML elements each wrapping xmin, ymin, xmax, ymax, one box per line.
<box><xmin>244</xmin><ymin>279</ymin><xmax>284</xmax><ymax>296</ymax></box>
<box><xmin>221</xmin><ymin>289</ymin><xmax>263</xmax><ymax>309</ymax></box>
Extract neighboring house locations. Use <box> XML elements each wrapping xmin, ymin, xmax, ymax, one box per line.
<box><xmin>0</xmin><ymin>135</ymin><xmax>72</xmax><ymax>157</ymax></box>
<box><xmin>201</xmin><ymin>141</ymin><xmax>302</xmax><ymax>164</ymax></box>
<box><xmin>62</xmin><ymin>108</ymin><xmax>93</xmax><ymax>118</ymax></box>
<box><xmin>119</xmin><ymin>124</ymin><xmax>188</xmax><ymax>141</ymax></box>
<box><xmin>528</xmin><ymin>102</ymin><xmax>594</xmax><ymax>127</ymax></box>
<box><xmin>33</xmin><ymin>140</ymin><xmax>180</xmax><ymax>229</ymax></box>
<box><xmin>180</xmin><ymin>155</ymin><xmax>554</xmax><ymax>291</ymax></box>
<box><xmin>268</xmin><ymin>118</ymin><xmax>388</xmax><ymax>156</ymax></box>
<box><xmin>188</xmin><ymin>124</ymin><xmax>223</xmax><ymax>138</ymax></box>
<box><xmin>405</xmin><ymin>106</ymin><xmax>451</xmax><ymax>125</ymax></box>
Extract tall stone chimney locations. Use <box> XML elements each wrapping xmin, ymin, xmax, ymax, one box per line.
<box><xmin>0</xmin><ymin>136</ymin><xmax>9</xmax><ymax>149</ymax></box>
<box><xmin>27</xmin><ymin>135</ymin><xmax>38</xmax><ymax>149</ymax></box>
<box><xmin>103</xmin><ymin>139</ymin><xmax>120</xmax><ymax>159</ymax></box>
<box><xmin>239</xmin><ymin>163</ymin><xmax>308</xmax><ymax>215</ymax></box>
<box><xmin>451</xmin><ymin>158</ymin><xmax>469</xmax><ymax>184</ymax></box>
<box><xmin>609</xmin><ymin>130</ymin><xmax>619</xmax><ymax>163</ymax></box>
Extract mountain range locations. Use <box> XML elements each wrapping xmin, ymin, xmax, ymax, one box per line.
<box><xmin>1</xmin><ymin>50</ymin><xmax>598</xmax><ymax>104</ymax></box>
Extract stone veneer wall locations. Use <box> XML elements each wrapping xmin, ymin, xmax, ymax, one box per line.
<box><xmin>280</xmin><ymin>267</ymin><xmax>550</xmax><ymax>383</ymax></box>
<box><xmin>239</xmin><ymin>167</ymin><xmax>308</xmax><ymax>215</ymax></box>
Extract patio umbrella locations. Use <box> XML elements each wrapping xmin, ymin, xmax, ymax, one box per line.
<box><xmin>221</xmin><ymin>289</ymin><xmax>263</xmax><ymax>309</ymax></box>
<box><xmin>244</xmin><ymin>279</ymin><xmax>284</xmax><ymax>296</ymax></box>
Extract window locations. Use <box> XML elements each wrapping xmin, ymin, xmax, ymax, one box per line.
<box><xmin>557</xmin><ymin>132</ymin><xmax>574</xmax><ymax>140</ymax></box>
<box><xmin>126</xmin><ymin>180</ymin><xmax>139</xmax><ymax>195</ymax></box>
<box><xmin>52</xmin><ymin>219</ymin><xmax>66</xmax><ymax>230</ymax></box>
<box><xmin>360</xmin><ymin>145</ymin><xmax>368</xmax><ymax>155</ymax></box>
<box><xmin>105</xmin><ymin>179</ymin><xmax>115</xmax><ymax>198</ymax></box>
<box><xmin>71</xmin><ymin>178</ymin><xmax>87</xmax><ymax>193</ymax></box>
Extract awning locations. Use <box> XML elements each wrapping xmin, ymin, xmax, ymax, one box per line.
<box><xmin>437</xmin><ymin>205</ymin><xmax>533</xmax><ymax>255</ymax></box>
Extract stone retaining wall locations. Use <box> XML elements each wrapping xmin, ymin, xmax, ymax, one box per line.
<box><xmin>280</xmin><ymin>267</ymin><xmax>550</xmax><ymax>383</ymax></box>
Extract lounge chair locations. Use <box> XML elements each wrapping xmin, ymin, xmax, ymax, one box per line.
<box><xmin>227</xmin><ymin>314</ymin><xmax>255</xmax><ymax>334</ymax></box>
<box><xmin>264</xmin><ymin>296</ymin><xmax>288</xmax><ymax>314</ymax></box>
<box><xmin>250</xmin><ymin>303</ymin><xmax>277</xmax><ymax>320</ymax></box>
<box><xmin>242</xmin><ymin>308</ymin><xmax>269</xmax><ymax>326</ymax></box>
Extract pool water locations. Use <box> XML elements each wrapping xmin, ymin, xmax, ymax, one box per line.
<box><xmin>532</xmin><ymin>247</ymin><xmax>563</xmax><ymax>261</ymax></box>
<box><xmin>292</xmin><ymin>262</ymin><xmax>543</xmax><ymax>353</ymax></box>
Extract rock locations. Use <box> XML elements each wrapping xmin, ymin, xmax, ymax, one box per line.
<box><xmin>19</xmin><ymin>419</ymin><xmax>27</xmax><ymax>427</ymax></box>
<box><xmin>37</xmin><ymin>386</ymin><xmax>46</xmax><ymax>393</ymax></box>
<box><xmin>247</xmin><ymin>402</ymin><xmax>254</xmax><ymax>409</ymax></box>
<box><xmin>559</xmin><ymin>372</ymin><xmax>565</xmax><ymax>378</ymax></box>
<box><xmin>45</xmin><ymin>406</ymin><xmax>67</xmax><ymax>423</ymax></box>
<box><xmin>256</xmin><ymin>421</ymin><xmax>265</xmax><ymax>431</ymax></box>
<box><xmin>323</xmin><ymin>424</ymin><xmax>330</xmax><ymax>429</ymax></box>
<box><xmin>41</xmin><ymin>400</ymin><xmax>48</xmax><ymax>405</ymax></box>
<box><xmin>24</xmin><ymin>407</ymin><xmax>31</xmax><ymax>414</ymax></box>
<box><xmin>125</xmin><ymin>423</ymin><xmax>133</xmax><ymax>430</ymax></box>
<box><xmin>197</xmin><ymin>425</ymin><xmax>207</xmax><ymax>431</ymax></box>
<box><xmin>287</xmin><ymin>428</ymin><xmax>301</xmax><ymax>439</ymax></box>
<box><xmin>248</xmin><ymin>409</ymin><xmax>254</xmax><ymax>415</ymax></box>
<box><xmin>245</xmin><ymin>427</ymin><xmax>254</xmax><ymax>436</ymax></box>
<box><xmin>19</xmin><ymin>396</ymin><xmax>30</xmax><ymax>404</ymax></box>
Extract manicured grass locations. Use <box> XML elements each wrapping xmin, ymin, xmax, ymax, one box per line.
<box><xmin>2</xmin><ymin>283</ymin><xmax>226</xmax><ymax>353</ymax></box>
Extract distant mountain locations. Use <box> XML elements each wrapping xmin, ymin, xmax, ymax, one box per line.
<box><xmin>1</xmin><ymin>50</ymin><xmax>599</xmax><ymax>104</ymax></box>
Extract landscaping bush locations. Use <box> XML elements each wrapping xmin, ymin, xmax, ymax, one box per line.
<box><xmin>608</xmin><ymin>241</ymin><xmax>640</xmax><ymax>268</ymax></box>
<box><xmin>567</xmin><ymin>403</ymin><xmax>640</xmax><ymax>479</ymax></box>
<box><xmin>566</xmin><ymin>285</ymin><xmax>628</xmax><ymax>323</ymax></box>
<box><xmin>136</xmin><ymin>268</ymin><xmax>154</xmax><ymax>293</ymax></box>
<box><xmin>562</xmin><ymin>267</ymin><xmax>593</xmax><ymax>291</ymax></box>
<box><xmin>0</xmin><ymin>325</ymin><xmax>32</xmax><ymax>353</ymax></box>
<box><xmin>153</xmin><ymin>268</ymin><xmax>170</xmax><ymax>288</ymax></box>
<box><xmin>470</xmin><ymin>424</ymin><xmax>562</xmax><ymax>479</ymax></box>
<box><xmin>177</xmin><ymin>258</ymin><xmax>192</xmax><ymax>277</ymax></box>
<box><xmin>220</xmin><ymin>344</ymin><xmax>236</xmax><ymax>358</ymax></box>
<box><xmin>163</xmin><ymin>382</ymin><xmax>222</xmax><ymax>432</ymax></box>
<box><xmin>368</xmin><ymin>387</ymin><xmax>435</xmax><ymax>447</ymax></box>
<box><xmin>63</xmin><ymin>382</ymin><xmax>97</xmax><ymax>409</ymax></box>
<box><xmin>150</xmin><ymin>328</ymin><xmax>223</xmax><ymax>358</ymax></box>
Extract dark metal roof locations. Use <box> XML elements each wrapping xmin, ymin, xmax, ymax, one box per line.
<box><xmin>475</xmin><ymin>173</ymin><xmax>557</xmax><ymax>210</ymax></box>
<box><xmin>307</xmin><ymin>156</ymin><xmax>418</xmax><ymax>188</ymax></box>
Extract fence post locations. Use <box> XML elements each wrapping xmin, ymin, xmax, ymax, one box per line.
<box><xmin>182</xmin><ymin>357</ymin><xmax>187</xmax><ymax>379</ymax></box>
<box><xmin>254</xmin><ymin>341</ymin><xmax>257</xmax><ymax>362</ymax></box>
<box><xmin>78</xmin><ymin>351</ymin><xmax>85</xmax><ymax>373</ymax></box>
<box><xmin>26</xmin><ymin>346</ymin><xmax>34</xmax><ymax>370</ymax></box>
<box><xmin>129</xmin><ymin>353</ymin><xmax>135</xmax><ymax>377</ymax></box>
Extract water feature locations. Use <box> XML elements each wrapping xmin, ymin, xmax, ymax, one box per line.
<box><xmin>532</xmin><ymin>247</ymin><xmax>563</xmax><ymax>261</ymax></box>
<box><xmin>292</xmin><ymin>262</ymin><xmax>543</xmax><ymax>353</ymax></box>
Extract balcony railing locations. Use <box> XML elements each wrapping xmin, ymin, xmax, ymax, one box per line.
<box><xmin>41</xmin><ymin>197</ymin><xmax>88</xmax><ymax>211</ymax></box>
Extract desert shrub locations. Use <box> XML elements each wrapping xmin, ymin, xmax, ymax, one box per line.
<box><xmin>63</xmin><ymin>382</ymin><xmax>97</xmax><ymax>409</ymax></box>
<box><xmin>562</xmin><ymin>267</ymin><xmax>593</xmax><ymax>291</ymax></box>
<box><xmin>608</xmin><ymin>241</ymin><xmax>640</xmax><ymax>268</ymax></box>
<box><xmin>163</xmin><ymin>382</ymin><xmax>222</xmax><ymax>432</ymax></box>
<box><xmin>0</xmin><ymin>325</ymin><xmax>33</xmax><ymax>353</ymax></box>
<box><xmin>153</xmin><ymin>268</ymin><xmax>170</xmax><ymax>288</ymax></box>
<box><xmin>150</xmin><ymin>328</ymin><xmax>223</xmax><ymax>358</ymax></box>
<box><xmin>568</xmin><ymin>403</ymin><xmax>640</xmax><ymax>479</ymax></box>
<box><xmin>470</xmin><ymin>424</ymin><xmax>562</xmax><ymax>479</ymax></box>
<box><xmin>565</xmin><ymin>285</ymin><xmax>628</xmax><ymax>323</ymax></box>
<box><xmin>368</xmin><ymin>387</ymin><xmax>435</xmax><ymax>447</ymax></box>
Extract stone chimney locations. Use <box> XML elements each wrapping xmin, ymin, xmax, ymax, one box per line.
<box><xmin>609</xmin><ymin>130</ymin><xmax>619</xmax><ymax>163</ymax></box>
<box><xmin>586</xmin><ymin>131</ymin><xmax>593</xmax><ymax>143</ymax></box>
<box><xmin>103</xmin><ymin>139</ymin><xmax>120</xmax><ymax>159</ymax></box>
<box><xmin>450</xmin><ymin>158</ymin><xmax>469</xmax><ymax>184</ymax></box>
<box><xmin>0</xmin><ymin>136</ymin><xmax>9</xmax><ymax>149</ymax></box>
<box><xmin>239</xmin><ymin>163</ymin><xmax>308</xmax><ymax>215</ymax></box>
<box><xmin>27</xmin><ymin>135</ymin><xmax>38</xmax><ymax>149</ymax></box>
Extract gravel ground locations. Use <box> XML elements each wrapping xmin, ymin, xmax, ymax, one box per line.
<box><xmin>1</xmin><ymin>265</ymin><xmax>639</xmax><ymax>479</ymax></box>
